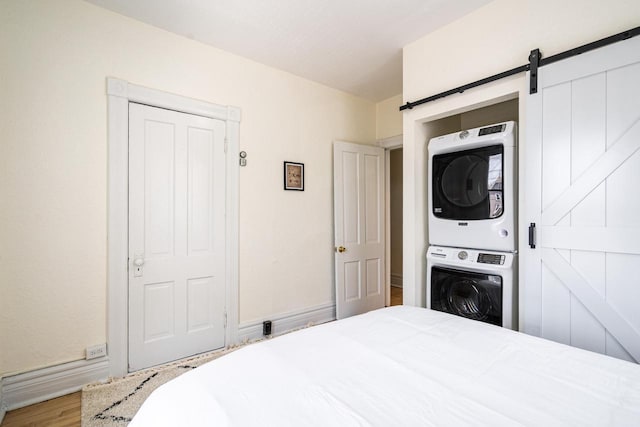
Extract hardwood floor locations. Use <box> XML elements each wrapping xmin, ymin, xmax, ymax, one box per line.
<box><xmin>390</xmin><ymin>285</ymin><xmax>403</xmax><ymax>306</ymax></box>
<box><xmin>1</xmin><ymin>392</ymin><xmax>81</xmax><ymax>427</ymax></box>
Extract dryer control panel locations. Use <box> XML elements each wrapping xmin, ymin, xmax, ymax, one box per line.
<box><xmin>478</xmin><ymin>124</ymin><xmax>506</xmax><ymax>136</ymax></box>
<box><xmin>477</xmin><ymin>253</ymin><xmax>505</xmax><ymax>265</ymax></box>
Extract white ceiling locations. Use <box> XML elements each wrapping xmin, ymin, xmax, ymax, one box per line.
<box><xmin>86</xmin><ymin>0</ymin><xmax>491</xmax><ymax>101</ymax></box>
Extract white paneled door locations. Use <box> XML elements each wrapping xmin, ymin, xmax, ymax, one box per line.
<box><xmin>128</xmin><ymin>103</ymin><xmax>227</xmax><ymax>371</ymax></box>
<box><xmin>523</xmin><ymin>36</ymin><xmax>640</xmax><ymax>362</ymax></box>
<box><xmin>334</xmin><ymin>141</ymin><xmax>385</xmax><ymax>319</ymax></box>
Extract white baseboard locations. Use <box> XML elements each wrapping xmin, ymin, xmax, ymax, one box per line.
<box><xmin>391</xmin><ymin>273</ymin><xmax>403</xmax><ymax>287</ymax></box>
<box><xmin>1</xmin><ymin>357</ymin><xmax>110</xmax><ymax>411</ymax></box>
<box><xmin>0</xmin><ymin>303</ymin><xmax>334</xmax><ymax>415</ymax></box>
<box><xmin>0</xmin><ymin>381</ymin><xmax>6</xmax><ymax>424</ymax></box>
<box><xmin>237</xmin><ymin>303</ymin><xmax>336</xmax><ymax>343</ymax></box>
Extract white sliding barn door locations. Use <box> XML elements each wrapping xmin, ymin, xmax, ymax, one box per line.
<box><xmin>128</xmin><ymin>103</ymin><xmax>227</xmax><ymax>371</ymax></box>
<box><xmin>523</xmin><ymin>36</ymin><xmax>640</xmax><ymax>362</ymax></box>
<box><xmin>334</xmin><ymin>141</ymin><xmax>385</xmax><ymax>319</ymax></box>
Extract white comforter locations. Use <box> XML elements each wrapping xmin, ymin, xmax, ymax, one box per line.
<box><xmin>130</xmin><ymin>306</ymin><xmax>640</xmax><ymax>426</ymax></box>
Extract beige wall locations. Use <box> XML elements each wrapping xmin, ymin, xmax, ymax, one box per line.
<box><xmin>413</xmin><ymin>99</ymin><xmax>519</xmax><ymax>138</ymax></box>
<box><xmin>0</xmin><ymin>0</ymin><xmax>376</xmax><ymax>376</ymax></box>
<box><xmin>376</xmin><ymin>94</ymin><xmax>403</xmax><ymax>140</ymax></box>
<box><xmin>460</xmin><ymin>99</ymin><xmax>519</xmax><ymax>131</ymax></box>
<box><xmin>404</xmin><ymin>0</ymin><xmax>640</xmax><ymax>102</ymax></box>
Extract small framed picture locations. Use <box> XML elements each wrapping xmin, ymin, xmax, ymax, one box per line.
<box><xmin>284</xmin><ymin>161</ymin><xmax>304</xmax><ymax>191</ymax></box>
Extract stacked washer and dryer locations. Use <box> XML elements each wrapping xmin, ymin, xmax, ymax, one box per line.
<box><xmin>426</xmin><ymin>122</ymin><xmax>518</xmax><ymax>329</ymax></box>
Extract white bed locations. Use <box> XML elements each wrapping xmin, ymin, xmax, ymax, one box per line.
<box><xmin>130</xmin><ymin>306</ymin><xmax>640</xmax><ymax>426</ymax></box>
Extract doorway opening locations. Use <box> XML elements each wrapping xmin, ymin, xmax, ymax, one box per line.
<box><xmin>389</xmin><ymin>148</ymin><xmax>403</xmax><ymax>306</ymax></box>
<box><xmin>416</xmin><ymin>97</ymin><xmax>519</xmax><ymax>308</ymax></box>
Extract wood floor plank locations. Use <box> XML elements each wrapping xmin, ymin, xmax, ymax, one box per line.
<box><xmin>390</xmin><ymin>286</ymin><xmax>403</xmax><ymax>306</ymax></box>
<box><xmin>1</xmin><ymin>392</ymin><xmax>81</xmax><ymax>427</ymax></box>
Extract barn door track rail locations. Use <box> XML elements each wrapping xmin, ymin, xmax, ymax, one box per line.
<box><xmin>399</xmin><ymin>25</ymin><xmax>640</xmax><ymax>111</ymax></box>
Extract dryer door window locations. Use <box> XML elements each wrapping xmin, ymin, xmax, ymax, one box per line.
<box><xmin>430</xmin><ymin>266</ymin><xmax>502</xmax><ymax>326</ymax></box>
<box><xmin>432</xmin><ymin>144</ymin><xmax>503</xmax><ymax>220</ymax></box>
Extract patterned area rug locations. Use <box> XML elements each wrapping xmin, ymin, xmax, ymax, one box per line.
<box><xmin>81</xmin><ymin>345</ymin><xmax>247</xmax><ymax>427</ymax></box>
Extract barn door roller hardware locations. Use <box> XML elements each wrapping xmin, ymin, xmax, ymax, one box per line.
<box><xmin>528</xmin><ymin>49</ymin><xmax>540</xmax><ymax>95</ymax></box>
<box><xmin>400</xmin><ymin>25</ymin><xmax>640</xmax><ymax>111</ymax></box>
<box><xmin>528</xmin><ymin>223</ymin><xmax>536</xmax><ymax>249</ymax></box>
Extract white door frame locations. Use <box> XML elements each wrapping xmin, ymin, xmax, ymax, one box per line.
<box><xmin>377</xmin><ymin>135</ymin><xmax>403</xmax><ymax>306</ymax></box>
<box><xmin>106</xmin><ymin>78</ymin><xmax>241</xmax><ymax>377</ymax></box>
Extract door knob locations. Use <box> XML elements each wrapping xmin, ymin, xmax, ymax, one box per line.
<box><xmin>133</xmin><ymin>256</ymin><xmax>145</xmax><ymax>278</ymax></box>
<box><xmin>336</xmin><ymin>246</ymin><xmax>346</xmax><ymax>253</ymax></box>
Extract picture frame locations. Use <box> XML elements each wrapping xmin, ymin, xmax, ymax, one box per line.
<box><xmin>284</xmin><ymin>161</ymin><xmax>304</xmax><ymax>191</ymax></box>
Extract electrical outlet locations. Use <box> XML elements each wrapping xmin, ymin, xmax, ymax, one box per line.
<box><xmin>86</xmin><ymin>344</ymin><xmax>107</xmax><ymax>360</ymax></box>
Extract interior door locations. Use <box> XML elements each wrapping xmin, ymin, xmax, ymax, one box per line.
<box><xmin>128</xmin><ymin>103</ymin><xmax>227</xmax><ymax>371</ymax></box>
<box><xmin>523</xmin><ymin>36</ymin><xmax>640</xmax><ymax>362</ymax></box>
<box><xmin>334</xmin><ymin>141</ymin><xmax>385</xmax><ymax>319</ymax></box>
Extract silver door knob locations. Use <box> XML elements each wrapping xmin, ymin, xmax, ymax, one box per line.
<box><xmin>133</xmin><ymin>258</ymin><xmax>145</xmax><ymax>267</ymax></box>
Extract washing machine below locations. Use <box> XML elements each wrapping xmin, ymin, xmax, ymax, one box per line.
<box><xmin>426</xmin><ymin>245</ymin><xmax>517</xmax><ymax>330</ymax></box>
<box><xmin>428</xmin><ymin>121</ymin><xmax>516</xmax><ymax>252</ymax></box>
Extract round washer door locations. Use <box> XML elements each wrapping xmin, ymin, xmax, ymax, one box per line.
<box><xmin>430</xmin><ymin>266</ymin><xmax>503</xmax><ymax>326</ymax></box>
<box><xmin>443</xmin><ymin>278</ymin><xmax>492</xmax><ymax>321</ymax></box>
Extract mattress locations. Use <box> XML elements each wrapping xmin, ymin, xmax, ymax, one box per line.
<box><xmin>129</xmin><ymin>306</ymin><xmax>640</xmax><ymax>426</ymax></box>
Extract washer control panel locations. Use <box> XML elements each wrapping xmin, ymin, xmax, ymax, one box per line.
<box><xmin>427</xmin><ymin>246</ymin><xmax>513</xmax><ymax>269</ymax></box>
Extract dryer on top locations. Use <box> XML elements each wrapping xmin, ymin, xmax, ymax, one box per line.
<box><xmin>428</xmin><ymin>121</ymin><xmax>517</xmax><ymax>252</ymax></box>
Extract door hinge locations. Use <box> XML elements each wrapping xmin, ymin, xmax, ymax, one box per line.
<box><xmin>224</xmin><ymin>311</ymin><xmax>227</xmax><ymax>328</ymax></box>
<box><xmin>224</xmin><ymin>137</ymin><xmax>228</xmax><ymax>154</ymax></box>
<box><xmin>528</xmin><ymin>222</ymin><xmax>536</xmax><ymax>249</ymax></box>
